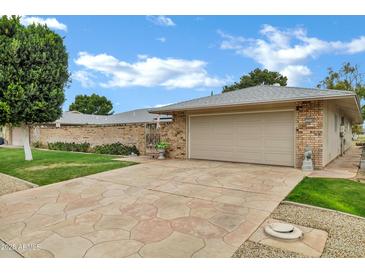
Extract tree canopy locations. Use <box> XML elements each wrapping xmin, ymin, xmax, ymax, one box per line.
<box><xmin>222</xmin><ymin>68</ymin><xmax>288</xmax><ymax>93</ymax></box>
<box><xmin>0</xmin><ymin>15</ymin><xmax>70</xmax><ymax>126</ymax></box>
<box><xmin>0</xmin><ymin>15</ymin><xmax>70</xmax><ymax>160</ymax></box>
<box><xmin>69</xmin><ymin>93</ymin><xmax>114</xmax><ymax>115</ymax></box>
<box><xmin>317</xmin><ymin>62</ymin><xmax>365</xmax><ymax>120</ymax></box>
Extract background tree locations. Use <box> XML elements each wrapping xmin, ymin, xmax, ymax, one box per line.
<box><xmin>352</xmin><ymin>124</ymin><xmax>363</xmax><ymax>135</ymax></box>
<box><xmin>0</xmin><ymin>16</ymin><xmax>70</xmax><ymax>160</ymax></box>
<box><xmin>222</xmin><ymin>68</ymin><xmax>288</xmax><ymax>93</ymax></box>
<box><xmin>69</xmin><ymin>93</ymin><xmax>114</xmax><ymax>115</ymax></box>
<box><xmin>317</xmin><ymin>62</ymin><xmax>365</xmax><ymax>121</ymax></box>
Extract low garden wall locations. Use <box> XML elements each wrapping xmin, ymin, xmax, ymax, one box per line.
<box><xmin>30</xmin><ymin>123</ymin><xmax>146</xmax><ymax>155</ymax></box>
<box><xmin>29</xmin><ymin>112</ymin><xmax>187</xmax><ymax>158</ymax></box>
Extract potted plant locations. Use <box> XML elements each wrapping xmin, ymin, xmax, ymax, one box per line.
<box><xmin>155</xmin><ymin>141</ymin><xmax>169</xmax><ymax>160</ymax></box>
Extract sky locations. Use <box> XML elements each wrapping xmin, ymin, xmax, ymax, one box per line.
<box><xmin>21</xmin><ymin>16</ymin><xmax>365</xmax><ymax>113</ymax></box>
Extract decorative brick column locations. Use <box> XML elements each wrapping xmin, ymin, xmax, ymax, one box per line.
<box><xmin>296</xmin><ymin>101</ymin><xmax>324</xmax><ymax>169</ymax></box>
<box><xmin>159</xmin><ymin>112</ymin><xmax>187</xmax><ymax>159</ymax></box>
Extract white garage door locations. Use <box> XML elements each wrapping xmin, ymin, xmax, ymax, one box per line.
<box><xmin>12</xmin><ymin>127</ymin><xmax>25</xmax><ymax>146</ymax></box>
<box><xmin>189</xmin><ymin>111</ymin><xmax>294</xmax><ymax>166</ymax></box>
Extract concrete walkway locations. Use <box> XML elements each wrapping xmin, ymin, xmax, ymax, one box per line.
<box><xmin>309</xmin><ymin>146</ymin><xmax>361</xmax><ymax>179</ymax></box>
<box><xmin>0</xmin><ymin>160</ymin><xmax>303</xmax><ymax>258</ymax></box>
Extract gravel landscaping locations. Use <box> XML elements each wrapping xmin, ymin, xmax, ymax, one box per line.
<box><xmin>0</xmin><ymin>173</ymin><xmax>32</xmax><ymax>196</ymax></box>
<box><xmin>233</xmin><ymin>202</ymin><xmax>365</xmax><ymax>258</ymax></box>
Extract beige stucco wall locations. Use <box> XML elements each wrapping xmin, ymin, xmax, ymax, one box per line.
<box><xmin>323</xmin><ymin>101</ymin><xmax>353</xmax><ymax>166</ymax></box>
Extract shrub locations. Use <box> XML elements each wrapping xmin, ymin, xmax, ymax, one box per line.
<box><xmin>32</xmin><ymin>141</ymin><xmax>45</xmax><ymax>148</ymax></box>
<box><xmin>48</xmin><ymin>142</ymin><xmax>91</xmax><ymax>152</ymax></box>
<box><xmin>94</xmin><ymin>142</ymin><xmax>140</xmax><ymax>156</ymax></box>
<box><xmin>155</xmin><ymin>141</ymin><xmax>169</xmax><ymax>150</ymax></box>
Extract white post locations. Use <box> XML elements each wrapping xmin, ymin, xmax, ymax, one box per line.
<box><xmin>23</xmin><ymin>125</ymin><xmax>33</xmax><ymax>161</ymax></box>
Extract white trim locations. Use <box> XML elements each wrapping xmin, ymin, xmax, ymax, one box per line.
<box><xmin>188</xmin><ymin>108</ymin><xmax>295</xmax><ymax>117</ymax></box>
<box><xmin>187</xmin><ymin>108</ymin><xmax>296</xmax><ymax>166</ymax></box>
<box><xmin>293</xmin><ymin>110</ymin><xmax>297</xmax><ymax>168</ymax></box>
<box><xmin>188</xmin><ymin>115</ymin><xmax>191</xmax><ymax>159</ymax></box>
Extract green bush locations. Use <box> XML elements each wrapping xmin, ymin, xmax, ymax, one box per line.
<box><xmin>32</xmin><ymin>141</ymin><xmax>45</xmax><ymax>148</ymax></box>
<box><xmin>48</xmin><ymin>142</ymin><xmax>91</xmax><ymax>152</ymax></box>
<box><xmin>94</xmin><ymin>142</ymin><xmax>140</xmax><ymax>156</ymax></box>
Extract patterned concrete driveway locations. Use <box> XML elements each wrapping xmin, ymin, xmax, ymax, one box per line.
<box><xmin>0</xmin><ymin>159</ymin><xmax>303</xmax><ymax>258</ymax></box>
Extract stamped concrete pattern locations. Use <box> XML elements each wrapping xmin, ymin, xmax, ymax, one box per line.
<box><xmin>0</xmin><ymin>159</ymin><xmax>303</xmax><ymax>258</ymax></box>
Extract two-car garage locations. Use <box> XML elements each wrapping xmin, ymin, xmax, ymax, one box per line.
<box><xmin>151</xmin><ymin>85</ymin><xmax>363</xmax><ymax>170</ymax></box>
<box><xmin>188</xmin><ymin>110</ymin><xmax>295</xmax><ymax>167</ymax></box>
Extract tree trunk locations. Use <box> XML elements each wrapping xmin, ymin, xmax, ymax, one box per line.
<box><xmin>23</xmin><ymin>125</ymin><xmax>33</xmax><ymax>161</ymax></box>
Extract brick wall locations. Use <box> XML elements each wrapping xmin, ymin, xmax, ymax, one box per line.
<box><xmin>159</xmin><ymin>112</ymin><xmax>187</xmax><ymax>159</ymax></box>
<box><xmin>30</xmin><ymin>123</ymin><xmax>146</xmax><ymax>155</ymax></box>
<box><xmin>296</xmin><ymin>101</ymin><xmax>324</xmax><ymax>169</ymax></box>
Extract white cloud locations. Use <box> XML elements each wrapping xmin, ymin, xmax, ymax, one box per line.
<box><xmin>147</xmin><ymin>16</ymin><xmax>175</xmax><ymax>27</ymax></box>
<box><xmin>336</xmin><ymin>36</ymin><xmax>365</xmax><ymax>54</ymax></box>
<box><xmin>20</xmin><ymin>16</ymin><xmax>67</xmax><ymax>31</ymax></box>
<box><xmin>218</xmin><ymin>25</ymin><xmax>365</xmax><ymax>85</ymax></box>
<box><xmin>72</xmin><ymin>70</ymin><xmax>95</xmax><ymax>88</ymax></box>
<box><xmin>74</xmin><ymin>52</ymin><xmax>226</xmax><ymax>89</ymax></box>
<box><xmin>156</xmin><ymin>37</ymin><xmax>167</xmax><ymax>43</ymax></box>
<box><xmin>280</xmin><ymin>65</ymin><xmax>311</xmax><ymax>86</ymax></box>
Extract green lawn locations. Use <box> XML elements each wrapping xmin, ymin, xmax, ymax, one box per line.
<box><xmin>0</xmin><ymin>147</ymin><xmax>136</xmax><ymax>186</ymax></box>
<box><xmin>286</xmin><ymin>177</ymin><xmax>365</xmax><ymax>217</ymax></box>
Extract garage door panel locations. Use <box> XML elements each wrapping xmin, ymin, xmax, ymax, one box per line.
<box><xmin>189</xmin><ymin>111</ymin><xmax>294</xmax><ymax>166</ymax></box>
<box><xmin>264</xmin><ymin>152</ymin><xmax>294</xmax><ymax>166</ymax></box>
<box><xmin>235</xmin><ymin>139</ymin><xmax>264</xmax><ymax>147</ymax></box>
<box><xmin>190</xmin><ymin>150</ymin><xmax>234</xmax><ymax>161</ymax></box>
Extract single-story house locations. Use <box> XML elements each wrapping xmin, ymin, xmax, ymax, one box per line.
<box><xmin>2</xmin><ymin>85</ymin><xmax>362</xmax><ymax>169</ymax></box>
<box><xmin>150</xmin><ymin>85</ymin><xmax>362</xmax><ymax>169</ymax></box>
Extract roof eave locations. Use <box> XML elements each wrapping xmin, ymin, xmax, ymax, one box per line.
<box><xmin>149</xmin><ymin>94</ymin><xmax>358</xmax><ymax>114</ymax></box>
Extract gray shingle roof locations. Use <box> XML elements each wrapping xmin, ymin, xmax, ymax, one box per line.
<box><xmin>150</xmin><ymin>85</ymin><xmax>358</xmax><ymax>113</ymax></box>
<box><xmin>54</xmin><ymin>109</ymin><xmax>172</xmax><ymax>125</ymax></box>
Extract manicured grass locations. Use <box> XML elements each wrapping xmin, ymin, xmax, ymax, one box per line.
<box><xmin>0</xmin><ymin>147</ymin><xmax>136</xmax><ymax>186</ymax></box>
<box><xmin>286</xmin><ymin>177</ymin><xmax>365</xmax><ymax>217</ymax></box>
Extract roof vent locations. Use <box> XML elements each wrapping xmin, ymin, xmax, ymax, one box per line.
<box><xmin>272</xmin><ymin>83</ymin><xmax>281</xmax><ymax>86</ymax></box>
<box><xmin>264</xmin><ymin>222</ymin><xmax>303</xmax><ymax>240</ymax></box>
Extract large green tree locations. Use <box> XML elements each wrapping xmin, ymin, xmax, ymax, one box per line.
<box><xmin>317</xmin><ymin>62</ymin><xmax>365</xmax><ymax>120</ymax></box>
<box><xmin>69</xmin><ymin>93</ymin><xmax>114</xmax><ymax>115</ymax></box>
<box><xmin>0</xmin><ymin>16</ymin><xmax>70</xmax><ymax>160</ymax></box>
<box><xmin>222</xmin><ymin>68</ymin><xmax>288</xmax><ymax>93</ymax></box>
